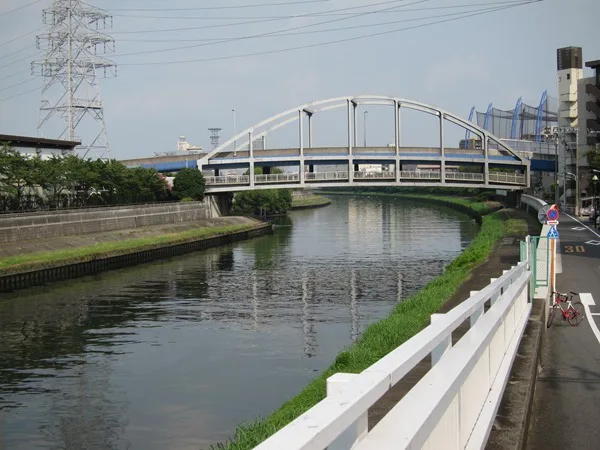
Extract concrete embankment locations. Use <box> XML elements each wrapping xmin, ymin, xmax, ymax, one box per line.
<box><xmin>0</xmin><ymin>200</ymin><xmax>221</xmax><ymax>243</ymax></box>
<box><xmin>290</xmin><ymin>195</ymin><xmax>331</xmax><ymax>210</ymax></box>
<box><xmin>0</xmin><ymin>201</ymin><xmax>270</xmax><ymax>292</ymax></box>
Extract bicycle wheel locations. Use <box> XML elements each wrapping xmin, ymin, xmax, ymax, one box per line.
<box><xmin>568</xmin><ymin>302</ymin><xmax>585</xmax><ymax>326</ymax></box>
<box><xmin>547</xmin><ymin>306</ymin><xmax>557</xmax><ymax>328</ymax></box>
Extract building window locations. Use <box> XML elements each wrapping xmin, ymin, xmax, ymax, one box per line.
<box><xmin>567</xmin><ymin>73</ymin><xmax>571</xmax><ymax>80</ymax></box>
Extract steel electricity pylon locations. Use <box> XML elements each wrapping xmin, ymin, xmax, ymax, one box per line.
<box><xmin>31</xmin><ymin>0</ymin><xmax>117</xmax><ymax>160</ymax></box>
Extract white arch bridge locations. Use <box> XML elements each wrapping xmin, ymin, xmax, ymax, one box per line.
<box><xmin>198</xmin><ymin>96</ymin><xmax>530</xmax><ymax>193</ymax></box>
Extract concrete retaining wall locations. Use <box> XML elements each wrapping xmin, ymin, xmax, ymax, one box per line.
<box><xmin>0</xmin><ymin>222</ymin><xmax>271</xmax><ymax>293</ymax></box>
<box><xmin>0</xmin><ymin>202</ymin><xmax>215</xmax><ymax>243</ymax></box>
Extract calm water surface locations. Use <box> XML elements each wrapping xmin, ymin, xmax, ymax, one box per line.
<box><xmin>0</xmin><ymin>196</ymin><xmax>479</xmax><ymax>449</ymax></box>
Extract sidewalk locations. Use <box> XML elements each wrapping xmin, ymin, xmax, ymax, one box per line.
<box><xmin>526</xmin><ymin>213</ymin><xmax>600</xmax><ymax>450</ymax></box>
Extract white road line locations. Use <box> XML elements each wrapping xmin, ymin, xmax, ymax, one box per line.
<box><xmin>580</xmin><ymin>293</ymin><xmax>600</xmax><ymax>346</ymax></box>
<box><xmin>591</xmin><ymin>313</ymin><xmax>600</xmax><ymax>316</ymax></box>
<box><xmin>562</xmin><ymin>212</ymin><xmax>600</xmax><ymax>239</ymax></box>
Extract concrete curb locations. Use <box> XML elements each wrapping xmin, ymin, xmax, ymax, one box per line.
<box><xmin>486</xmin><ymin>297</ymin><xmax>545</xmax><ymax>450</ymax></box>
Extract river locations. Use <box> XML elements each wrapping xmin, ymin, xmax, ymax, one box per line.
<box><xmin>0</xmin><ymin>195</ymin><xmax>479</xmax><ymax>449</ymax></box>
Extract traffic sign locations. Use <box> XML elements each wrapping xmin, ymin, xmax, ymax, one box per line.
<box><xmin>547</xmin><ymin>220</ymin><xmax>559</xmax><ymax>226</ymax></box>
<box><xmin>538</xmin><ymin>205</ymin><xmax>551</xmax><ymax>225</ymax></box>
<box><xmin>547</xmin><ymin>206</ymin><xmax>560</xmax><ymax>221</ymax></box>
<box><xmin>547</xmin><ymin>225</ymin><xmax>559</xmax><ymax>239</ymax></box>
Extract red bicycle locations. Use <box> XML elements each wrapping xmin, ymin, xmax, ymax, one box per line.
<box><xmin>547</xmin><ymin>291</ymin><xmax>585</xmax><ymax>328</ymax></box>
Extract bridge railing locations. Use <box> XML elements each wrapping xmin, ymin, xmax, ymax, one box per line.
<box><xmin>446</xmin><ymin>172</ymin><xmax>484</xmax><ymax>182</ymax></box>
<box><xmin>399</xmin><ymin>170</ymin><xmax>441</xmax><ymax>179</ymax></box>
<box><xmin>254</xmin><ymin>262</ymin><xmax>531</xmax><ymax>450</ymax></box>
<box><xmin>204</xmin><ymin>171</ymin><xmax>527</xmax><ymax>187</ymax></box>
<box><xmin>353</xmin><ymin>171</ymin><xmax>395</xmax><ymax>179</ymax></box>
<box><xmin>489</xmin><ymin>172</ymin><xmax>527</xmax><ymax>185</ymax></box>
<box><xmin>305</xmin><ymin>171</ymin><xmax>349</xmax><ymax>181</ymax></box>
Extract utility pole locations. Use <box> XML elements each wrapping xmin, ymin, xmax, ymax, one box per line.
<box><xmin>554</xmin><ymin>134</ymin><xmax>559</xmax><ymax>207</ymax></box>
<box><xmin>32</xmin><ymin>0</ymin><xmax>116</xmax><ymax>160</ymax></box>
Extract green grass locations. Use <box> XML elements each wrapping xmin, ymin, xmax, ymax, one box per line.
<box><xmin>213</xmin><ymin>194</ymin><xmax>511</xmax><ymax>449</ymax></box>
<box><xmin>0</xmin><ymin>223</ymin><xmax>262</xmax><ymax>274</ymax></box>
<box><xmin>291</xmin><ymin>195</ymin><xmax>331</xmax><ymax>208</ymax></box>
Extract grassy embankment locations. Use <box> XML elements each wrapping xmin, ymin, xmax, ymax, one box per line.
<box><xmin>214</xmin><ymin>193</ymin><xmax>525</xmax><ymax>450</ymax></box>
<box><xmin>0</xmin><ymin>223</ymin><xmax>262</xmax><ymax>274</ymax></box>
<box><xmin>290</xmin><ymin>195</ymin><xmax>331</xmax><ymax>209</ymax></box>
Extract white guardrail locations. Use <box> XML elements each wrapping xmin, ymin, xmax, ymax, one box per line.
<box><xmin>254</xmin><ymin>262</ymin><xmax>532</xmax><ymax>450</ymax></box>
<box><xmin>204</xmin><ymin>171</ymin><xmax>526</xmax><ymax>186</ymax></box>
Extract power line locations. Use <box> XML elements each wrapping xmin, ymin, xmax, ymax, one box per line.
<box><xmin>0</xmin><ymin>27</ymin><xmax>46</xmax><ymax>47</ymax></box>
<box><xmin>0</xmin><ymin>44</ymin><xmax>36</xmax><ymax>61</ymax></box>
<box><xmin>0</xmin><ymin>69</ymin><xmax>30</xmax><ymax>82</ymax></box>
<box><xmin>111</xmin><ymin>0</ymin><xmax>428</xmax><ymax>58</ymax></box>
<box><xmin>0</xmin><ymin>52</ymin><xmax>40</xmax><ymax>70</ymax></box>
<box><xmin>109</xmin><ymin>0</ymin><xmax>527</xmax><ymax>20</ymax></box>
<box><xmin>0</xmin><ymin>85</ymin><xmax>41</xmax><ymax>103</ymax></box>
<box><xmin>0</xmin><ymin>76</ymin><xmax>39</xmax><ymax>93</ymax></box>
<box><xmin>111</xmin><ymin>0</ymin><xmax>411</xmax><ymax>34</ymax></box>
<box><xmin>0</xmin><ymin>0</ymin><xmax>43</xmax><ymax>18</ymax></box>
<box><xmin>117</xmin><ymin>0</ymin><xmax>528</xmax><ymax>42</ymax></box>
<box><xmin>120</xmin><ymin>1</ymin><xmax>541</xmax><ymax>67</ymax></box>
<box><xmin>110</xmin><ymin>0</ymin><xmax>333</xmax><ymax>12</ymax></box>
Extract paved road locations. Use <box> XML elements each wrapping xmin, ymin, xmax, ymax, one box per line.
<box><xmin>527</xmin><ymin>213</ymin><xmax>600</xmax><ymax>449</ymax></box>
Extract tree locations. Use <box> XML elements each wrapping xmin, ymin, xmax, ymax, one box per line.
<box><xmin>232</xmin><ymin>188</ymin><xmax>292</xmax><ymax>216</ymax></box>
<box><xmin>173</xmin><ymin>168</ymin><xmax>205</xmax><ymax>200</ymax></box>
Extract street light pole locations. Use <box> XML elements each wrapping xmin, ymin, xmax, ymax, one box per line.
<box><xmin>232</xmin><ymin>108</ymin><xmax>237</xmax><ymax>157</ymax></box>
<box><xmin>363</xmin><ymin>110</ymin><xmax>368</xmax><ymax>147</ymax></box>
<box><xmin>593</xmin><ymin>175</ymin><xmax>599</xmax><ymax>219</ymax></box>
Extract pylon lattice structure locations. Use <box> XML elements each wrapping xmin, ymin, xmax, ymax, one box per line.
<box><xmin>31</xmin><ymin>0</ymin><xmax>116</xmax><ymax>160</ymax></box>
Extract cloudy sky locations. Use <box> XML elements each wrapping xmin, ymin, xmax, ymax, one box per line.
<box><xmin>0</xmin><ymin>0</ymin><xmax>598</xmax><ymax>159</ymax></box>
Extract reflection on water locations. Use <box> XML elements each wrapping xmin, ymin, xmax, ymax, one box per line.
<box><xmin>0</xmin><ymin>196</ymin><xmax>479</xmax><ymax>450</ymax></box>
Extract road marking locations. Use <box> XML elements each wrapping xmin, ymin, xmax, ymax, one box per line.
<box><xmin>580</xmin><ymin>293</ymin><xmax>600</xmax><ymax>346</ymax></box>
<box><xmin>591</xmin><ymin>313</ymin><xmax>600</xmax><ymax>316</ymax></box>
<box><xmin>586</xmin><ymin>240</ymin><xmax>600</xmax><ymax>246</ymax></box>
<box><xmin>572</xmin><ymin>227</ymin><xmax>587</xmax><ymax>231</ymax></box>
<box><xmin>562</xmin><ymin>212</ymin><xmax>600</xmax><ymax>238</ymax></box>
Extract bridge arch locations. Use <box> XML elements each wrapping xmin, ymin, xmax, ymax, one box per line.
<box><xmin>199</xmin><ymin>95</ymin><xmax>530</xmax><ymax>192</ymax></box>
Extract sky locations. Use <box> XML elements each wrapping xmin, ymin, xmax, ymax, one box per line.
<box><xmin>0</xmin><ymin>0</ymin><xmax>599</xmax><ymax>160</ymax></box>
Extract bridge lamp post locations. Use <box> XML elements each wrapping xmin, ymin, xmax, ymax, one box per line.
<box><xmin>364</xmin><ymin>110</ymin><xmax>368</xmax><ymax>147</ymax></box>
<box><xmin>232</xmin><ymin>108</ymin><xmax>237</xmax><ymax>157</ymax></box>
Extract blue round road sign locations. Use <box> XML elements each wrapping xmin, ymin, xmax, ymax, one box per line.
<box><xmin>547</xmin><ymin>207</ymin><xmax>559</xmax><ymax>221</ymax></box>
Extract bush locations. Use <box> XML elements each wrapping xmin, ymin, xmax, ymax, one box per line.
<box><xmin>180</xmin><ymin>197</ymin><xmax>195</xmax><ymax>203</ymax></box>
<box><xmin>173</xmin><ymin>168</ymin><xmax>205</xmax><ymax>201</ymax></box>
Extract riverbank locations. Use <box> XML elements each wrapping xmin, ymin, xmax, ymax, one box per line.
<box><xmin>216</xmin><ymin>193</ymin><xmax>530</xmax><ymax>449</ymax></box>
<box><xmin>0</xmin><ymin>217</ymin><xmax>271</xmax><ymax>292</ymax></box>
<box><xmin>290</xmin><ymin>195</ymin><xmax>331</xmax><ymax>210</ymax></box>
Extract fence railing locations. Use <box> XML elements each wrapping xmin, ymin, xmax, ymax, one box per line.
<box><xmin>305</xmin><ymin>171</ymin><xmax>349</xmax><ymax>181</ymax></box>
<box><xmin>488</xmin><ymin>172</ymin><xmax>527</xmax><ymax>185</ymax></box>
<box><xmin>204</xmin><ymin>171</ymin><xmax>527</xmax><ymax>187</ymax></box>
<box><xmin>254</xmin><ymin>262</ymin><xmax>532</xmax><ymax>450</ymax></box>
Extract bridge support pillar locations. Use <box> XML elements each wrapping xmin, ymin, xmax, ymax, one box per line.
<box><xmin>348</xmin><ymin>161</ymin><xmax>354</xmax><ymax>183</ymax></box>
<box><xmin>395</xmin><ymin>159</ymin><xmax>401</xmax><ymax>183</ymax></box>
<box><xmin>208</xmin><ymin>192</ymin><xmax>233</xmax><ymax>217</ymax></box>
